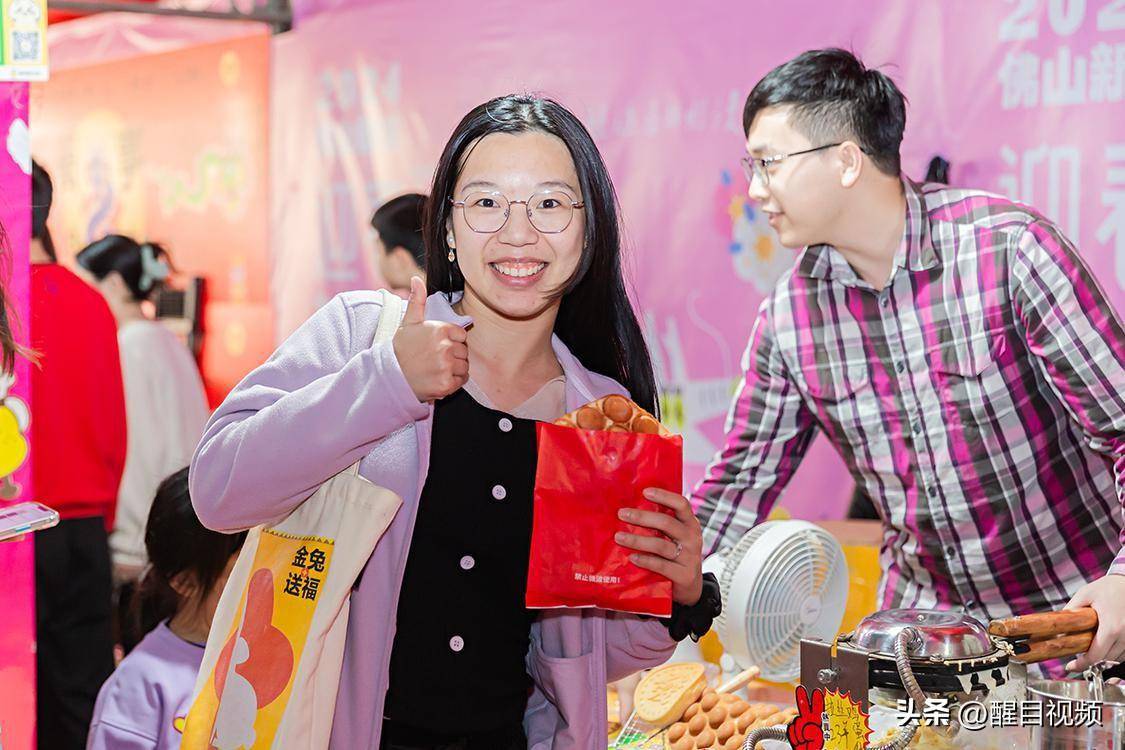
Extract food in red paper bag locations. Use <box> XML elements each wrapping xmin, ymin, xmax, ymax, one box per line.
<box><xmin>527</xmin><ymin>394</ymin><xmax>682</xmax><ymax>616</ymax></box>
<box><xmin>554</xmin><ymin>393</ymin><xmax>672</xmax><ymax>436</ymax></box>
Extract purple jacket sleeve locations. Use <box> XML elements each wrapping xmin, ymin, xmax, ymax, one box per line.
<box><xmin>604</xmin><ymin>614</ymin><xmax>677</xmax><ymax>682</ymax></box>
<box><xmin>86</xmin><ymin>722</ymin><xmax>160</xmax><ymax>750</ymax></box>
<box><xmin>189</xmin><ymin>293</ymin><xmax>428</xmax><ymax>532</ymax></box>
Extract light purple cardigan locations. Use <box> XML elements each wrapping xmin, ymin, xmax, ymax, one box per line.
<box><xmin>189</xmin><ymin>290</ymin><xmax>677</xmax><ymax>750</ymax></box>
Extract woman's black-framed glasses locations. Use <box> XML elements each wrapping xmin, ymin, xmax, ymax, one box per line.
<box><xmin>449</xmin><ymin>191</ymin><xmax>585</xmax><ymax>234</ymax></box>
<box><xmin>740</xmin><ymin>142</ymin><xmax>845</xmax><ymax>186</ymax></box>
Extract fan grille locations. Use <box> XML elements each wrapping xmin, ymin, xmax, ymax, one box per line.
<box><xmin>714</xmin><ymin>521</ymin><xmax>847</xmax><ymax>682</ymax></box>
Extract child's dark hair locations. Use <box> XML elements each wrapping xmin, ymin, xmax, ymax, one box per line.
<box><xmin>136</xmin><ymin>468</ymin><xmax>246</xmax><ymax>632</ymax></box>
<box><xmin>742</xmin><ymin>48</ymin><xmax>907</xmax><ymax>176</ymax></box>
<box><xmin>75</xmin><ymin>234</ymin><xmax>172</xmax><ymax>301</ymax></box>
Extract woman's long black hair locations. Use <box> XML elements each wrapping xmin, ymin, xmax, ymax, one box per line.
<box><xmin>423</xmin><ymin>94</ymin><xmax>659</xmax><ymax>415</ymax></box>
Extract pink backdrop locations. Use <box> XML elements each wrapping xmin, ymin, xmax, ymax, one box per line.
<box><xmin>13</xmin><ymin>5</ymin><xmax>1116</xmax><ymax>747</ymax></box>
<box><xmin>0</xmin><ymin>81</ymin><xmax>36</xmax><ymax>750</ymax></box>
<box><xmin>270</xmin><ymin>0</ymin><xmax>1125</xmax><ymax>519</ymax></box>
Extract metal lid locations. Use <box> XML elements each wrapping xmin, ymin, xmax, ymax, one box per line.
<box><xmin>1027</xmin><ymin>679</ymin><xmax>1125</xmax><ymax>707</ymax></box>
<box><xmin>850</xmin><ymin>609</ymin><xmax>995</xmax><ymax>660</ymax></box>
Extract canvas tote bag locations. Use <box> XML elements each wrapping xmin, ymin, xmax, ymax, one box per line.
<box><xmin>182</xmin><ymin>290</ymin><xmax>408</xmax><ymax>750</ymax></box>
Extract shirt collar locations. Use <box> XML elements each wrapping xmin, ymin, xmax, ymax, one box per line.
<box><xmin>797</xmin><ymin>177</ymin><xmax>939</xmax><ymax>283</ymax></box>
<box><xmin>426</xmin><ymin>290</ymin><xmax>473</xmax><ymax>327</ymax></box>
<box><xmin>900</xmin><ymin>177</ymin><xmax>939</xmax><ymax>272</ymax></box>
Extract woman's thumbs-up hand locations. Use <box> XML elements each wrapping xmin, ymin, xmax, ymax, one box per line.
<box><xmin>392</xmin><ymin>276</ymin><xmax>470</xmax><ymax>403</ymax></box>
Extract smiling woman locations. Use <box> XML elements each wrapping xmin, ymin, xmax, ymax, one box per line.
<box><xmin>423</xmin><ymin>94</ymin><xmax>659</xmax><ymax>416</ymax></box>
<box><xmin>190</xmin><ymin>92</ymin><xmax>718</xmax><ymax>750</ymax></box>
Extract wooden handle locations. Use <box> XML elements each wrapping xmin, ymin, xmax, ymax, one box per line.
<box><xmin>988</xmin><ymin>607</ymin><xmax>1098</xmax><ymax>639</ymax></box>
<box><xmin>718</xmin><ymin>666</ymin><xmax>761</xmax><ymax>694</ymax></box>
<box><xmin>1019</xmin><ymin>632</ymin><xmax>1096</xmax><ymax>664</ymax></box>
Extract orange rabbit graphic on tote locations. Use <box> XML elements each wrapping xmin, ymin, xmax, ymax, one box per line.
<box><xmin>182</xmin><ymin>528</ymin><xmax>337</xmax><ymax>750</ymax></box>
<box><xmin>210</xmin><ymin>568</ymin><xmax>294</xmax><ymax>750</ymax></box>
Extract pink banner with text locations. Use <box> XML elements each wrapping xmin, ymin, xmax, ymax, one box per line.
<box><xmin>271</xmin><ymin>0</ymin><xmax>1125</xmax><ymax>518</ymax></box>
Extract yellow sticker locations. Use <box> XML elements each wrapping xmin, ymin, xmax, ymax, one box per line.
<box><xmin>0</xmin><ymin>402</ymin><xmax>28</xmax><ymax>476</ymax></box>
<box><xmin>822</xmin><ymin>689</ymin><xmax>872</xmax><ymax>750</ymax></box>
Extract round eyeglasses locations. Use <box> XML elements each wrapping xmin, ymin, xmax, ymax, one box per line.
<box><xmin>450</xmin><ymin>191</ymin><xmax>585</xmax><ymax>234</ymax></box>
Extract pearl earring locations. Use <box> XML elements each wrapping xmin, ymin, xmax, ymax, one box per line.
<box><xmin>447</xmin><ymin>249</ymin><xmax>456</xmax><ymax>262</ymax></box>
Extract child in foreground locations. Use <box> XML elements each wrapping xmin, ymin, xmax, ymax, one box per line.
<box><xmin>87</xmin><ymin>467</ymin><xmax>246</xmax><ymax>749</ymax></box>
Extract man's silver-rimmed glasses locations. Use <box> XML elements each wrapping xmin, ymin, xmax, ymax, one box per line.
<box><xmin>740</xmin><ymin>142</ymin><xmax>845</xmax><ymax>186</ymax></box>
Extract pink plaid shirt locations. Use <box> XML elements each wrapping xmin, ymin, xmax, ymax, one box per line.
<box><xmin>694</xmin><ymin>179</ymin><xmax>1125</xmax><ymax>626</ymax></box>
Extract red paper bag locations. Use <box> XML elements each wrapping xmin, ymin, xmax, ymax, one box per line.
<box><xmin>527</xmin><ymin>421</ymin><xmax>684</xmax><ymax>617</ymax></box>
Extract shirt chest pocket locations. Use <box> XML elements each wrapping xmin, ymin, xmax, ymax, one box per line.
<box><xmin>925</xmin><ymin>332</ymin><xmax>1013</xmax><ymax>420</ymax></box>
<box><xmin>799</xmin><ymin>361</ymin><xmax>880</xmax><ymax>432</ymax></box>
<box><xmin>802</xmin><ymin>361</ymin><xmax>871</xmax><ymax>402</ymax></box>
<box><xmin>927</xmin><ymin>333</ymin><xmax>1005</xmax><ymax>378</ymax></box>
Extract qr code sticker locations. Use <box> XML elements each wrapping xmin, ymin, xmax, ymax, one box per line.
<box><xmin>11</xmin><ymin>32</ymin><xmax>40</xmax><ymax>63</ymax></box>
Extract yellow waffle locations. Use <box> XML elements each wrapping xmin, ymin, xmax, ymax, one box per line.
<box><xmin>634</xmin><ymin>663</ymin><xmax>708</xmax><ymax>725</ymax></box>
<box><xmin>665</xmin><ymin>689</ymin><xmax>798</xmax><ymax>750</ymax></box>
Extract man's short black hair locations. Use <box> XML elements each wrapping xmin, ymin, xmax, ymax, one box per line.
<box><xmin>31</xmin><ymin>160</ymin><xmax>57</xmax><ymax>261</ymax></box>
<box><xmin>371</xmin><ymin>193</ymin><xmax>426</xmax><ymax>268</ymax></box>
<box><xmin>742</xmin><ymin>48</ymin><xmax>907</xmax><ymax>176</ymax></box>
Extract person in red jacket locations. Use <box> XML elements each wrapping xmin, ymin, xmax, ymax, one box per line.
<box><xmin>29</xmin><ymin>161</ymin><xmax>127</xmax><ymax>750</ymax></box>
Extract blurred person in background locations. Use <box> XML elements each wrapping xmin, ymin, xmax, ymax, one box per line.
<box><xmin>77</xmin><ymin>234</ymin><xmax>210</xmax><ymax>653</ymax></box>
<box><xmin>371</xmin><ymin>192</ymin><xmax>427</xmax><ymax>294</ymax></box>
<box><xmin>30</xmin><ymin>160</ymin><xmax>127</xmax><ymax>750</ymax></box>
<box><xmin>30</xmin><ymin>160</ymin><xmax>57</xmax><ymax>264</ymax></box>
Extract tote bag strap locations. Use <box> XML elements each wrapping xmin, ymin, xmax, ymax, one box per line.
<box><xmin>373</xmin><ymin>288</ymin><xmax>406</xmax><ymax>345</ymax></box>
<box><xmin>342</xmin><ymin>289</ymin><xmax>408</xmax><ymax>479</ymax></box>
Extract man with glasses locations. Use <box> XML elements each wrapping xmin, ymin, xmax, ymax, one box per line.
<box><xmin>693</xmin><ymin>48</ymin><xmax>1125</xmax><ymax>674</ymax></box>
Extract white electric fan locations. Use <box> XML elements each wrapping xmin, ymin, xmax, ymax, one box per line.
<box><xmin>706</xmin><ymin>520</ymin><xmax>850</xmax><ymax>683</ymax></box>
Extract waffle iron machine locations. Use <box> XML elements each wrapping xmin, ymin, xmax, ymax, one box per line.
<box><xmin>742</xmin><ymin>606</ymin><xmax>1124</xmax><ymax>750</ymax></box>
